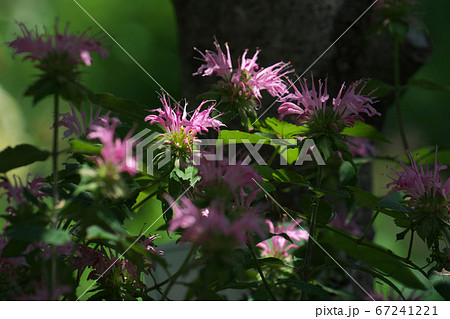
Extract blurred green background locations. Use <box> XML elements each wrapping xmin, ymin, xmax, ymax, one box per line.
<box><xmin>0</xmin><ymin>0</ymin><xmax>449</xmax><ymax>299</ymax></box>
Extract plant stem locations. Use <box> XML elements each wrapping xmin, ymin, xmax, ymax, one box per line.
<box><xmin>161</xmin><ymin>245</ymin><xmax>196</xmax><ymax>300</ymax></box>
<box><xmin>267</xmin><ymin>147</ymin><xmax>278</xmax><ymax>167</ymax></box>
<box><xmin>50</xmin><ymin>93</ymin><xmax>60</xmax><ymax>299</ymax></box>
<box><xmin>358</xmin><ymin>209</ymin><xmax>380</xmax><ymax>242</ymax></box>
<box><xmin>301</xmin><ymin>166</ymin><xmax>322</xmax><ymax>300</ymax></box>
<box><xmin>406</xmin><ymin>230</ymin><xmax>415</xmax><ymax>260</ymax></box>
<box><xmin>247</xmin><ymin>242</ymin><xmax>277</xmax><ymax>301</ymax></box>
<box><xmin>131</xmin><ymin>189</ymin><xmax>158</xmax><ymax>212</ymax></box>
<box><xmin>394</xmin><ymin>38</ymin><xmax>409</xmax><ymax>152</ymax></box>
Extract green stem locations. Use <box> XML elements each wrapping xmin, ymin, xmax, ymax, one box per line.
<box><xmin>247</xmin><ymin>242</ymin><xmax>277</xmax><ymax>301</ymax></box>
<box><xmin>267</xmin><ymin>147</ymin><xmax>278</xmax><ymax>167</ymax></box>
<box><xmin>301</xmin><ymin>166</ymin><xmax>322</xmax><ymax>300</ymax></box>
<box><xmin>50</xmin><ymin>93</ymin><xmax>60</xmax><ymax>299</ymax></box>
<box><xmin>131</xmin><ymin>189</ymin><xmax>158</xmax><ymax>212</ymax></box>
<box><xmin>394</xmin><ymin>38</ymin><xmax>410</xmax><ymax>152</ymax></box>
<box><xmin>406</xmin><ymin>230</ymin><xmax>415</xmax><ymax>260</ymax></box>
<box><xmin>358</xmin><ymin>209</ymin><xmax>380</xmax><ymax>243</ymax></box>
<box><xmin>161</xmin><ymin>245</ymin><xmax>196</xmax><ymax>300</ymax></box>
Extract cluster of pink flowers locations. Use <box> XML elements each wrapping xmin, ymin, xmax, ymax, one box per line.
<box><xmin>71</xmin><ymin>235</ymin><xmax>162</xmax><ymax>283</ymax></box>
<box><xmin>386</xmin><ymin>150</ymin><xmax>450</xmax><ymax>214</ymax></box>
<box><xmin>278</xmin><ymin>76</ymin><xmax>380</xmax><ymax>132</ymax></box>
<box><xmin>256</xmin><ymin>218</ymin><xmax>308</xmax><ymax>259</ymax></box>
<box><xmin>145</xmin><ymin>94</ymin><xmax>224</xmax><ymax>156</ymax></box>
<box><xmin>195</xmin><ymin>155</ymin><xmax>263</xmax><ymax>205</ymax></box>
<box><xmin>0</xmin><ymin>174</ymin><xmax>48</xmax><ymax>212</ymax></box>
<box><xmin>166</xmin><ymin>196</ymin><xmax>265</xmax><ymax>246</ymax></box>
<box><xmin>166</xmin><ymin>156</ymin><xmax>267</xmax><ymax>247</ymax></box>
<box><xmin>58</xmin><ymin>103</ymin><xmax>105</xmax><ymax>140</ymax></box>
<box><xmin>194</xmin><ymin>41</ymin><xmax>291</xmax><ymax>104</ymax></box>
<box><xmin>8</xmin><ymin>22</ymin><xmax>108</xmax><ymax>67</ymax></box>
<box><xmin>87</xmin><ymin>115</ymin><xmax>137</xmax><ymax>176</ymax></box>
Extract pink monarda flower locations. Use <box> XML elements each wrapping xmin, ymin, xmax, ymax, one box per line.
<box><xmin>8</xmin><ymin>22</ymin><xmax>108</xmax><ymax>67</ymax></box>
<box><xmin>385</xmin><ymin>149</ymin><xmax>450</xmax><ymax>214</ymax></box>
<box><xmin>346</xmin><ymin>137</ymin><xmax>376</xmax><ymax>158</ymax></box>
<box><xmin>166</xmin><ymin>196</ymin><xmax>266</xmax><ymax>246</ymax></box>
<box><xmin>0</xmin><ymin>174</ymin><xmax>48</xmax><ymax>210</ymax></box>
<box><xmin>87</xmin><ymin>115</ymin><xmax>137</xmax><ymax>175</ymax></box>
<box><xmin>256</xmin><ymin>218</ymin><xmax>308</xmax><ymax>259</ymax></box>
<box><xmin>194</xmin><ymin>41</ymin><xmax>291</xmax><ymax>104</ymax></box>
<box><xmin>57</xmin><ymin>103</ymin><xmax>105</xmax><ymax>140</ymax></box>
<box><xmin>195</xmin><ymin>155</ymin><xmax>263</xmax><ymax>206</ymax></box>
<box><xmin>145</xmin><ymin>94</ymin><xmax>223</xmax><ymax>157</ymax></box>
<box><xmin>278</xmin><ymin>75</ymin><xmax>380</xmax><ymax>133</ymax></box>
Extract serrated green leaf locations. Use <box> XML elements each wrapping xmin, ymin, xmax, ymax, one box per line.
<box><xmin>258</xmin><ymin>117</ymin><xmax>307</xmax><ymax>139</ymax></box>
<box><xmin>0</xmin><ymin>144</ymin><xmax>50</xmax><ymax>173</ymax></box>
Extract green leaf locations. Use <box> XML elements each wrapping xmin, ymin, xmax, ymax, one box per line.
<box><xmin>86</xmin><ymin>225</ymin><xmax>119</xmax><ymax>241</ymax></box>
<box><xmin>342</xmin><ymin>121</ymin><xmax>390</xmax><ymax>143</ymax></box>
<box><xmin>363</xmin><ymin>78</ymin><xmax>394</xmax><ymax>98</ymax></box>
<box><xmin>253</xmin><ymin>165</ymin><xmax>274</xmax><ymax>179</ymax></box>
<box><xmin>173</xmin><ymin>166</ymin><xmax>200</xmax><ymax>187</ymax></box>
<box><xmin>347</xmin><ymin>186</ymin><xmax>379</xmax><ymax>208</ymax></box>
<box><xmin>322</xmin><ymin>228</ymin><xmax>426</xmax><ymax>289</ymax></box>
<box><xmin>257</xmin><ymin>257</ymin><xmax>286</xmax><ymax>267</ymax></box>
<box><xmin>272</xmin><ymin>169</ymin><xmax>310</xmax><ymax>185</ymax></box>
<box><xmin>375</xmin><ymin>196</ymin><xmax>409</xmax><ymax>213</ymax></box>
<box><xmin>409</xmin><ymin>79</ymin><xmax>450</xmax><ymax>92</ymax></box>
<box><xmin>257</xmin><ymin>117</ymin><xmax>307</xmax><ymax>139</ymax></box>
<box><xmin>298</xmin><ymin>194</ymin><xmax>333</xmax><ymax>225</ymax></box>
<box><xmin>339</xmin><ymin>161</ymin><xmax>357</xmax><ymax>185</ymax></box>
<box><xmin>6</xmin><ymin>226</ymin><xmax>71</xmax><ymax>245</ymax></box>
<box><xmin>88</xmin><ymin>92</ymin><xmax>148</xmax><ymax>122</ymax></box>
<box><xmin>1</xmin><ymin>239</ymin><xmax>30</xmax><ymax>258</ymax></box>
<box><xmin>0</xmin><ymin>144</ymin><xmax>50</xmax><ymax>173</ymax></box>
<box><xmin>429</xmin><ymin>270</ymin><xmax>450</xmax><ymax>300</ymax></box>
<box><xmin>339</xmin><ymin>261</ymin><xmax>405</xmax><ymax>300</ymax></box>
<box><xmin>277</xmin><ymin>279</ymin><xmax>331</xmax><ymax>300</ymax></box>
<box><xmin>70</xmin><ymin>139</ymin><xmax>102</xmax><ymax>154</ymax></box>
<box><xmin>388</xmin><ymin>20</ymin><xmax>409</xmax><ymax>41</ymax></box>
<box><xmin>218</xmin><ymin>130</ymin><xmax>270</xmax><ymax>145</ymax></box>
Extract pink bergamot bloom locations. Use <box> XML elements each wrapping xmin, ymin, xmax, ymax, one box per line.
<box><xmin>145</xmin><ymin>93</ymin><xmax>224</xmax><ymax>159</ymax></box>
<box><xmin>9</xmin><ymin>22</ymin><xmax>108</xmax><ymax>68</ymax></box>
<box><xmin>278</xmin><ymin>75</ymin><xmax>380</xmax><ymax>134</ymax></box>
<box><xmin>78</xmin><ymin>115</ymin><xmax>137</xmax><ymax>198</ymax></box>
<box><xmin>194</xmin><ymin>41</ymin><xmax>291</xmax><ymax>120</ymax></box>
<box><xmin>195</xmin><ymin>155</ymin><xmax>263</xmax><ymax>207</ymax></box>
<box><xmin>57</xmin><ymin>103</ymin><xmax>105</xmax><ymax>140</ymax></box>
<box><xmin>165</xmin><ymin>196</ymin><xmax>266</xmax><ymax>248</ymax></box>
<box><xmin>0</xmin><ymin>174</ymin><xmax>48</xmax><ymax>213</ymax></box>
<box><xmin>256</xmin><ymin>218</ymin><xmax>308</xmax><ymax>259</ymax></box>
<box><xmin>385</xmin><ymin>149</ymin><xmax>450</xmax><ymax>216</ymax></box>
